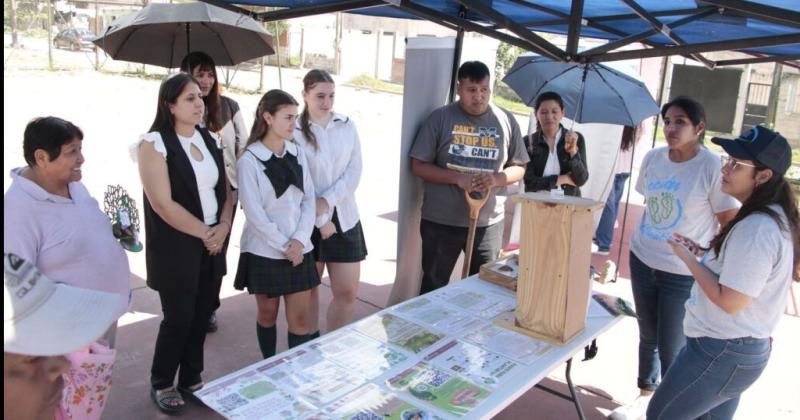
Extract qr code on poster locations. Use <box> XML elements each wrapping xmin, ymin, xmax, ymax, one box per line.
<box><xmin>350</xmin><ymin>412</ymin><xmax>383</xmax><ymax>420</ymax></box>
<box><xmin>217</xmin><ymin>392</ymin><xmax>249</xmax><ymax>413</ymax></box>
<box><xmin>420</xmin><ymin>368</ymin><xmax>452</xmax><ymax>388</ymax></box>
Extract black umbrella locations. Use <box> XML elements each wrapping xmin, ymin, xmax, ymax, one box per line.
<box><xmin>93</xmin><ymin>2</ymin><xmax>274</xmax><ymax>68</ymax></box>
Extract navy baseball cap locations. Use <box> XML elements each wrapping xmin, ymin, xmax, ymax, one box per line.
<box><xmin>711</xmin><ymin>126</ymin><xmax>792</xmax><ymax>176</ymax></box>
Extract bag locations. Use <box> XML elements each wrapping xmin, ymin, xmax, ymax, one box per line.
<box><xmin>55</xmin><ymin>341</ymin><xmax>116</xmax><ymax>420</ymax></box>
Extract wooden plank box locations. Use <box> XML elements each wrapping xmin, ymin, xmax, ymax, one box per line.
<box><xmin>479</xmin><ymin>254</ymin><xmax>519</xmax><ymax>291</ymax></box>
<box><xmin>511</xmin><ymin>192</ymin><xmax>603</xmax><ymax>345</ymax></box>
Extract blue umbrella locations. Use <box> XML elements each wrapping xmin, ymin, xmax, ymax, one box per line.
<box><xmin>502</xmin><ymin>56</ymin><xmax>660</xmax><ymax>126</ymax></box>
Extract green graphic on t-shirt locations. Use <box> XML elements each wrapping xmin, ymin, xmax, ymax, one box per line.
<box><xmin>647</xmin><ymin>192</ymin><xmax>675</xmax><ymax>224</ymax></box>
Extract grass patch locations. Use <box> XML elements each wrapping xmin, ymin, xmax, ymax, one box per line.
<box><xmin>493</xmin><ymin>96</ymin><xmax>529</xmax><ymax>115</ymax></box>
<box><xmin>345</xmin><ymin>74</ymin><xmax>403</xmax><ymax>94</ymax></box>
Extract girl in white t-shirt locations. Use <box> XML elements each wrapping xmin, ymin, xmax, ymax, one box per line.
<box><xmin>295</xmin><ymin>69</ymin><xmax>367</xmax><ymax>334</ymax></box>
<box><xmin>646</xmin><ymin>126</ymin><xmax>798</xmax><ymax>419</ymax></box>
<box><xmin>611</xmin><ymin>97</ymin><xmax>740</xmax><ymax>420</ymax></box>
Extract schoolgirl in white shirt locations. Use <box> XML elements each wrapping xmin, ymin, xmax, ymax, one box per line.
<box><xmin>295</xmin><ymin>69</ymin><xmax>367</xmax><ymax>333</ymax></box>
<box><xmin>234</xmin><ymin>89</ymin><xmax>319</xmax><ymax>358</ymax></box>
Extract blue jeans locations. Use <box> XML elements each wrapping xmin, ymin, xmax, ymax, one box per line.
<box><xmin>629</xmin><ymin>251</ymin><xmax>693</xmax><ymax>391</ymax></box>
<box><xmin>595</xmin><ymin>172</ymin><xmax>630</xmax><ymax>251</ymax></box>
<box><xmin>647</xmin><ymin>336</ymin><xmax>771</xmax><ymax>419</ymax></box>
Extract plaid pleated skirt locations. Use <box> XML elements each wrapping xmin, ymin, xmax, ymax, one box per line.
<box><xmin>233</xmin><ymin>252</ymin><xmax>320</xmax><ymax>297</ymax></box>
<box><xmin>311</xmin><ymin>210</ymin><xmax>368</xmax><ymax>263</ymax></box>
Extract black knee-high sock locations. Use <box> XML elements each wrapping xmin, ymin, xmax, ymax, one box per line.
<box><xmin>287</xmin><ymin>331</ymin><xmax>314</xmax><ymax>348</ymax></box>
<box><xmin>310</xmin><ymin>330</ymin><xmax>320</xmax><ymax>340</ymax></box>
<box><xmin>256</xmin><ymin>323</ymin><xmax>276</xmax><ymax>359</ymax></box>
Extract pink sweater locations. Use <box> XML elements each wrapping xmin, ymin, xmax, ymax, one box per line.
<box><xmin>4</xmin><ymin>168</ymin><xmax>131</xmax><ymax>318</ymax></box>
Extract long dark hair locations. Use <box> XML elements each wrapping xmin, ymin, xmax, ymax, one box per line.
<box><xmin>300</xmin><ymin>69</ymin><xmax>335</xmax><ymax>151</ymax></box>
<box><xmin>149</xmin><ymin>73</ymin><xmax>200</xmax><ymax>133</ymax></box>
<box><xmin>180</xmin><ymin>52</ymin><xmax>222</xmax><ymax>132</ymax></box>
<box><xmin>620</xmin><ymin>124</ymin><xmax>640</xmax><ymax>152</ymax></box>
<box><xmin>533</xmin><ymin>91</ymin><xmax>564</xmax><ymax>133</ymax></box>
<box><xmin>248</xmin><ymin>89</ymin><xmax>299</xmax><ymax>146</ymax></box>
<box><xmin>709</xmin><ymin>164</ymin><xmax>800</xmax><ymax>282</ymax></box>
<box><xmin>661</xmin><ymin>96</ymin><xmax>706</xmax><ymax>144</ymax></box>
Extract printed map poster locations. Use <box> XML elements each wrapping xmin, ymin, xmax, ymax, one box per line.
<box><xmin>446</xmin><ymin>124</ymin><xmax>501</xmax><ymax>173</ymax></box>
<box><xmin>394</xmin><ymin>297</ymin><xmax>482</xmax><ymax>334</ymax></box>
<box><xmin>310</xmin><ymin>329</ymin><xmax>408</xmax><ymax>379</ymax></box>
<box><xmin>196</xmin><ymin>369</ymin><xmax>318</xmax><ymax>419</ymax></box>
<box><xmin>462</xmin><ymin>324</ymin><xmax>552</xmax><ymax>365</ymax></box>
<box><xmin>326</xmin><ymin>384</ymin><xmax>444</xmax><ymax>420</ymax></box>
<box><xmin>423</xmin><ymin>340</ymin><xmax>519</xmax><ymax>389</ymax></box>
<box><xmin>256</xmin><ymin>349</ymin><xmax>365</xmax><ymax>406</ymax></box>
<box><xmin>430</xmin><ymin>286</ymin><xmax>516</xmax><ymax>319</ymax></box>
<box><xmin>355</xmin><ymin>313</ymin><xmax>444</xmax><ymax>354</ymax></box>
<box><xmin>387</xmin><ymin>362</ymin><xmax>490</xmax><ymax>417</ymax></box>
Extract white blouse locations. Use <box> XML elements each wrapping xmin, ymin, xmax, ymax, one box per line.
<box><xmin>237</xmin><ymin>141</ymin><xmax>316</xmax><ymax>259</ymax></box>
<box><xmin>133</xmin><ymin>131</ymin><xmax>220</xmax><ymax>225</ymax></box>
<box><xmin>542</xmin><ymin>128</ymin><xmax>563</xmax><ymax>177</ymax></box>
<box><xmin>294</xmin><ymin>113</ymin><xmax>363</xmax><ymax>232</ymax></box>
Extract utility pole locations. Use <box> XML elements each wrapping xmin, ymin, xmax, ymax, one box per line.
<box><xmin>765</xmin><ymin>62</ymin><xmax>783</xmax><ymax>130</ymax></box>
<box><xmin>274</xmin><ymin>20</ymin><xmax>283</xmax><ymax>90</ymax></box>
<box><xmin>373</xmin><ymin>27</ymin><xmax>381</xmax><ymax>79</ymax></box>
<box><xmin>334</xmin><ymin>12</ymin><xmax>342</xmax><ymax>75</ymax></box>
<box><xmin>10</xmin><ymin>0</ymin><xmax>19</xmax><ymax>48</ymax></box>
<box><xmin>299</xmin><ymin>27</ymin><xmax>305</xmax><ymax>69</ymax></box>
<box><xmin>94</xmin><ymin>0</ymin><xmax>100</xmax><ymax>70</ymax></box>
<box><xmin>47</xmin><ymin>0</ymin><xmax>54</xmax><ymax>70</ymax></box>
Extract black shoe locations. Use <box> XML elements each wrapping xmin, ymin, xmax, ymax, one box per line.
<box><xmin>207</xmin><ymin>311</ymin><xmax>218</xmax><ymax>333</ymax></box>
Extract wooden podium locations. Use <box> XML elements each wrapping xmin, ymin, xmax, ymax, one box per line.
<box><xmin>503</xmin><ymin>192</ymin><xmax>603</xmax><ymax>345</ymax></box>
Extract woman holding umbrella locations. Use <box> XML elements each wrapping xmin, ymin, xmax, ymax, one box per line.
<box><xmin>522</xmin><ymin>91</ymin><xmax>588</xmax><ymax>196</ymax></box>
<box><xmin>134</xmin><ymin>73</ymin><xmax>232</xmax><ymax>415</ymax></box>
<box><xmin>647</xmin><ymin>126</ymin><xmax>797</xmax><ymax>419</ymax></box>
<box><xmin>610</xmin><ymin>96</ymin><xmax>739</xmax><ymax>420</ymax></box>
<box><xmin>180</xmin><ymin>51</ymin><xmax>249</xmax><ymax>333</ymax></box>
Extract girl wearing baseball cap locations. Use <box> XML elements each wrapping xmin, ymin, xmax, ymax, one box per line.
<box><xmin>647</xmin><ymin>126</ymin><xmax>798</xmax><ymax>419</ymax></box>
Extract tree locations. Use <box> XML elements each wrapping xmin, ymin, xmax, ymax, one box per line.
<box><xmin>495</xmin><ymin>42</ymin><xmax>522</xmax><ymax>85</ymax></box>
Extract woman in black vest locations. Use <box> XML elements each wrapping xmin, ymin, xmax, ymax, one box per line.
<box><xmin>135</xmin><ymin>73</ymin><xmax>233</xmax><ymax>415</ymax></box>
<box><xmin>523</xmin><ymin>91</ymin><xmax>588</xmax><ymax>196</ymax></box>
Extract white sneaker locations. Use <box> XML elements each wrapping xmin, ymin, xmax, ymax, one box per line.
<box><xmin>608</xmin><ymin>395</ymin><xmax>651</xmax><ymax>420</ymax></box>
<box><xmin>596</xmin><ymin>260</ymin><xmax>617</xmax><ymax>284</ymax></box>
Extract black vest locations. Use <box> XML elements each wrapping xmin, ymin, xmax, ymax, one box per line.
<box><xmin>143</xmin><ymin>127</ymin><xmax>227</xmax><ymax>293</ymax></box>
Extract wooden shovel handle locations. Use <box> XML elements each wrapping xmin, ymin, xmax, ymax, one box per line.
<box><xmin>462</xmin><ymin>190</ymin><xmax>491</xmax><ymax>278</ymax></box>
<box><xmin>465</xmin><ymin>191</ymin><xmax>490</xmax><ymax>219</ymax></box>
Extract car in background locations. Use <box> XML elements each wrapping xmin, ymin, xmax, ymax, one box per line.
<box><xmin>54</xmin><ymin>28</ymin><xmax>96</xmax><ymax>51</ymax></box>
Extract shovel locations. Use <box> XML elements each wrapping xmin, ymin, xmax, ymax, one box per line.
<box><xmin>462</xmin><ymin>189</ymin><xmax>491</xmax><ymax>279</ymax></box>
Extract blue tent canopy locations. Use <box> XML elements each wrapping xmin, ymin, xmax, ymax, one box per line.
<box><xmin>203</xmin><ymin>0</ymin><xmax>799</xmax><ymax>66</ymax></box>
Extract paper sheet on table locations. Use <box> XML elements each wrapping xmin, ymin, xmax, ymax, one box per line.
<box><xmin>423</xmin><ymin>340</ymin><xmax>520</xmax><ymax>389</ymax></box>
<box><xmin>387</xmin><ymin>362</ymin><xmax>491</xmax><ymax>417</ymax></box>
<box><xmin>355</xmin><ymin>314</ymin><xmax>445</xmax><ymax>354</ymax></box>
<box><xmin>462</xmin><ymin>324</ymin><xmax>552</xmax><ymax>365</ymax></box>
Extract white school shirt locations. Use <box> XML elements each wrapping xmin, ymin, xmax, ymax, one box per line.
<box><xmin>294</xmin><ymin>112</ymin><xmax>363</xmax><ymax>231</ymax></box>
<box><xmin>134</xmin><ymin>131</ymin><xmax>221</xmax><ymax>225</ymax></box>
<box><xmin>237</xmin><ymin>140</ymin><xmax>316</xmax><ymax>259</ymax></box>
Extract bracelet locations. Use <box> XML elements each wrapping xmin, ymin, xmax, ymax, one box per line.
<box><xmin>220</xmin><ymin>220</ymin><xmax>231</xmax><ymax>229</ymax></box>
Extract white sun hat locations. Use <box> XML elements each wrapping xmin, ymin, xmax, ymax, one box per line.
<box><xmin>3</xmin><ymin>252</ymin><xmax>121</xmax><ymax>356</ymax></box>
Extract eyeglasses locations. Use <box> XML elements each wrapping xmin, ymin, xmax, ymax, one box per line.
<box><xmin>720</xmin><ymin>155</ymin><xmax>757</xmax><ymax>171</ymax></box>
